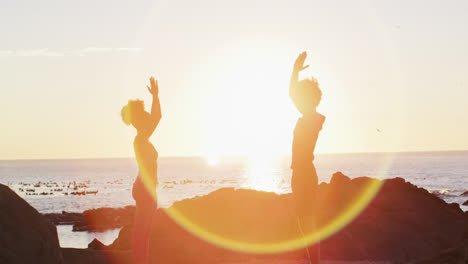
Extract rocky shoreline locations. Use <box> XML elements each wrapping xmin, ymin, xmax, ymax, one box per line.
<box><xmin>44</xmin><ymin>206</ymin><xmax>135</xmax><ymax>232</ymax></box>
<box><xmin>1</xmin><ymin>172</ymin><xmax>468</xmax><ymax>263</ymax></box>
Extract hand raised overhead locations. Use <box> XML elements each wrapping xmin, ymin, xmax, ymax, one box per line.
<box><xmin>293</xmin><ymin>51</ymin><xmax>309</xmax><ymax>73</ymax></box>
<box><xmin>147</xmin><ymin>76</ymin><xmax>159</xmax><ymax>95</ymax></box>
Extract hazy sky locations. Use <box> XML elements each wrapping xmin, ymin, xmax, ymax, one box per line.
<box><xmin>1</xmin><ymin>0</ymin><xmax>467</xmax><ymax>159</ymax></box>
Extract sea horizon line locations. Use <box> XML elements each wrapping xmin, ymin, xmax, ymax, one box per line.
<box><xmin>1</xmin><ymin>149</ymin><xmax>468</xmax><ymax>162</ymax></box>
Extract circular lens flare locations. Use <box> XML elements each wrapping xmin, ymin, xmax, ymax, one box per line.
<box><xmin>132</xmin><ymin>1</ymin><xmax>400</xmax><ymax>253</ymax></box>
<box><xmin>137</xmin><ymin>153</ymin><xmax>393</xmax><ymax>254</ymax></box>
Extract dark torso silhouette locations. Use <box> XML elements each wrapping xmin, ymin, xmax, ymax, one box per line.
<box><xmin>291</xmin><ymin>113</ymin><xmax>325</xmax><ymax>170</ymax></box>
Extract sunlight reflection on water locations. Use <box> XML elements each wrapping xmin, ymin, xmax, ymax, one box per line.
<box><xmin>240</xmin><ymin>156</ymin><xmax>288</xmax><ymax>194</ymax></box>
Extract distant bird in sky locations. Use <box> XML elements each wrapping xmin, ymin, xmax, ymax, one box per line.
<box><xmin>376</xmin><ymin>128</ymin><xmax>381</xmax><ymax>132</ymax></box>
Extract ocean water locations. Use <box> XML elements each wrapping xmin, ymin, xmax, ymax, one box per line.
<box><xmin>1</xmin><ymin>151</ymin><xmax>467</xmax><ymax>248</ymax></box>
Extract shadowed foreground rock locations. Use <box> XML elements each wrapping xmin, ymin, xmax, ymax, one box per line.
<box><xmin>0</xmin><ymin>184</ymin><xmax>63</xmax><ymax>264</ymax></box>
<box><xmin>44</xmin><ymin>206</ymin><xmax>135</xmax><ymax>232</ymax></box>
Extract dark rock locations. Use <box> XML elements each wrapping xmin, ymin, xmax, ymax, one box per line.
<box><xmin>81</xmin><ymin>206</ymin><xmax>135</xmax><ymax>232</ymax></box>
<box><xmin>44</xmin><ymin>206</ymin><xmax>135</xmax><ymax>232</ymax></box>
<box><xmin>61</xmin><ymin>248</ymin><xmax>117</xmax><ymax>264</ymax></box>
<box><xmin>448</xmin><ymin>202</ymin><xmax>463</xmax><ymax>213</ymax></box>
<box><xmin>413</xmin><ymin>243</ymin><xmax>468</xmax><ymax>264</ymax></box>
<box><xmin>72</xmin><ymin>223</ymin><xmax>89</xmax><ymax>232</ymax></box>
<box><xmin>108</xmin><ymin>225</ymin><xmax>133</xmax><ymax>251</ymax></box>
<box><xmin>0</xmin><ymin>184</ymin><xmax>63</xmax><ymax>264</ymax></box>
<box><xmin>460</xmin><ymin>190</ymin><xmax>468</xmax><ymax>196</ymax></box>
<box><xmin>463</xmin><ymin>200</ymin><xmax>468</xmax><ymax>206</ymax></box>
<box><xmin>88</xmin><ymin>238</ymin><xmax>107</xmax><ymax>250</ymax></box>
<box><xmin>326</xmin><ymin>177</ymin><xmax>468</xmax><ymax>262</ymax></box>
<box><xmin>330</xmin><ymin>171</ymin><xmax>351</xmax><ymax>186</ymax></box>
<box><xmin>43</xmin><ymin>211</ymin><xmax>84</xmax><ymax>226</ymax></box>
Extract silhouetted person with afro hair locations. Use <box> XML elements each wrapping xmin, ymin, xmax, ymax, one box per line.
<box><xmin>289</xmin><ymin>52</ymin><xmax>325</xmax><ymax>264</ymax></box>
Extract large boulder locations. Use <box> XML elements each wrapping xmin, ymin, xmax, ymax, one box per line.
<box><xmin>320</xmin><ymin>176</ymin><xmax>468</xmax><ymax>262</ymax></box>
<box><xmin>0</xmin><ymin>184</ymin><xmax>63</xmax><ymax>264</ymax></box>
<box><xmin>44</xmin><ymin>206</ymin><xmax>135</xmax><ymax>232</ymax></box>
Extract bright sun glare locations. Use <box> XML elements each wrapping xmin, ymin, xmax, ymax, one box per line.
<box><xmin>242</xmin><ymin>155</ymin><xmax>284</xmax><ymax>193</ymax></box>
<box><xmin>205</xmin><ymin>154</ymin><xmax>219</xmax><ymax>166</ymax></box>
<box><xmin>202</xmin><ymin>51</ymin><xmax>298</xmax><ymax>193</ymax></box>
<box><xmin>206</xmin><ymin>50</ymin><xmax>299</xmax><ymax>158</ymax></box>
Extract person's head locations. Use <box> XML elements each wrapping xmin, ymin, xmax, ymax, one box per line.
<box><xmin>121</xmin><ymin>99</ymin><xmax>149</xmax><ymax>131</ymax></box>
<box><xmin>298</xmin><ymin>77</ymin><xmax>322</xmax><ymax>113</ymax></box>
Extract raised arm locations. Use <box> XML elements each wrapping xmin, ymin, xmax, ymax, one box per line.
<box><xmin>289</xmin><ymin>52</ymin><xmax>309</xmax><ymax>114</ymax></box>
<box><xmin>145</xmin><ymin>76</ymin><xmax>162</xmax><ymax>136</ymax></box>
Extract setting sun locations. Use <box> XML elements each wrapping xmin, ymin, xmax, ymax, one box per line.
<box><xmin>204</xmin><ymin>153</ymin><xmax>219</xmax><ymax>166</ymax></box>
<box><xmin>200</xmin><ymin>49</ymin><xmax>300</xmax><ymax>158</ymax></box>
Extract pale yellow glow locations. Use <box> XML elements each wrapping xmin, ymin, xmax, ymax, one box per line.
<box><xmin>204</xmin><ymin>153</ymin><xmax>219</xmax><ymax>166</ymax></box>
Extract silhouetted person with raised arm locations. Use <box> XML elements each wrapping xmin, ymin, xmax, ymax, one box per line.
<box><xmin>290</xmin><ymin>52</ymin><xmax>325</xmax><ymax>264</ymax></box>
<box><xmin>121</xmin><ymin>76</ymin><xmax>161</xmax><ymax>264</ymax></box>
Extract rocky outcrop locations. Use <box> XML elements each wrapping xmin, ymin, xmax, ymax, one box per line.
<box><xmin>0</xmin><ymin>184</ymin><xmax>63</xmax><ymax>264</ymax></box>
<box><xmin>102</xmin><ymin>173</ymin><xmax>468</xmax><ymax>263</ymax></box>
<box><xmin>61</xmin><ymin>248</ymin><xmax>119</xmax><ymax>264</ymax></box>
<box><xmin>320</xmin><ymin>173</ymin><xmax>468</xmax><ymax>262</ymax></box>
<box><xmin>4</xmin><ymin>173</ymin><xmax>468</xmax><ymax>264</ymax></box>
<box><xmin>44</xmin><ymin>206</ymin><xmax>135</xmax><ymax>232</ymax></box>
<box><xmin>44</xmin><ymin>211</ymin><xmax>84</xmax><ymax>227</ymax></box>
